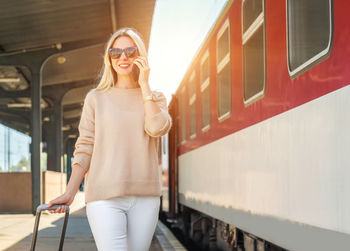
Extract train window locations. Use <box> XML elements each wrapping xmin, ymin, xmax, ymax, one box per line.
<box><xmin>287</xmin><ymin>0</ymin><xmax>333</xmax><ymax>77</ymax></box>
<box><xmin>189</xmin><ymin>71</ymin><xmax>197</xmax><ymax>139</ymax></box>
<box><xmin>242</xmin><ymin>0</ymin><xmax>265</xmax><ymax>105</ymax></box>
<box><xmin>242</xmin><ymin>0</ymin><xmax>263</xmax><ymax>34</ymax></box>
<box><xmin>179</xmin><ymin>86</ymin><xmax>187</xmax><ymax>144</ymax></box>
<box><xmin>216</xmin><ymin>18</ymin><xmax>231</xmax><ymax>121</ymax></box>
<box><xmin>200</xmin><ymin>50</ymin><xmax>210</xmax><ymax>131</ymax></box>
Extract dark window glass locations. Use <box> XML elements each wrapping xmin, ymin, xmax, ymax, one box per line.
<box><xmin>218</xmin><ymin>29</ymin><xmax>229</xmax><ymax>63</ymax></box>
<box><xmin>190</xmin><ymin>102</ymin><xmax>196</xmax><ymax>136</ymax></box>
<box><xmin>218</xmin><ymin>61</ymin><xmax>231</xmax><ymax>117</ymax></box>
<box><xmin>287</xmin><ymin>0</ymin><xmax>331</xmax><ymax>72</ymax></box>
<box><xmin>201</xmin><ymin>57</ymin><xmax>210</xmax><ymax>83</ymax></box>
<box><xmin>201</xmin><ymin>86</ymin><xmax>210</xmax><ymax>128</ymax></box>
<box><xmin>188</xmin><ymin>72</ymin><xmax>196</xmax><ymax>137</ymax></box>
<box><xmin>189</xmin><ymin>76</ymin><xmax>196</xmax><ymax>98</ymax></box>
<box><xmin>243</xmin><ymin>0</ymin><xmax>262</xmax><ymax>33</ymax></box>
<box><xmin>243</xmin><ymin>25</ymin><xmax>265</xmax><ymax>101</ymax></box>
<box><xmin>179</xmin><ymin>91</ymin><xmax>186</xmax><ymax>142</ymax></box>
<box><xmin>201</xmin><ymin>55</ymin><xmax>210</xmax><ymax>129</ymax></box>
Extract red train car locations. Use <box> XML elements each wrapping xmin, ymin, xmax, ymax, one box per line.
<box><xmin>159</xmin><ymin>0</ymin><xmax>350</xmax><ymax>250</ymax></box>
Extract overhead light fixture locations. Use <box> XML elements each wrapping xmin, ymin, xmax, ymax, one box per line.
<box><xmin>7</xmin><ymin>103</ymin><xmax>31</xmax><ymax>108</ymax></box>
<box><xmin>62</xmin><ymin>125</ymin><xmax>71</xmax><ymax>131</ymax></box>
<box><xmin>56</xmin><ymin>43</ymin><xmax>62</xmax><ymax>50</ymax></box>
<box><xmin>57</xmin><ymin>56</ymin><xmax>66</xmax><ymax>64</ymax></box>
<box><xmin>0</xmin><ymin>78</ymin><xmax>20</xmax><ymax>83</ymax></box>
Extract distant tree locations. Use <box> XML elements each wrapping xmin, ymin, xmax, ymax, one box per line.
<box><xmin>9</xmin><ymin>156</ymin><xmax>30</xmax><ymax>172</ymax></box>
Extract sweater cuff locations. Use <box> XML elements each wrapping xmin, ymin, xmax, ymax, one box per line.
<box><xmin>72</xmin><ymin>153</ymin><xmax>91</xmax><ymax>171</ymax></box>
<box><xmin>144</xmin><ymin>110</ymin><xmax>172</xmax><ymax>137</ymax></box>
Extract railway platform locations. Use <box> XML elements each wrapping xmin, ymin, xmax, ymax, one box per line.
<box><xmin>0</xmin><ymin>191</ymin><xmax>186</xmax><ymax>251</ymax></box>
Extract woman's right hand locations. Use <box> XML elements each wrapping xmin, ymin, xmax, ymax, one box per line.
<box><xmin>47</xmin><ymin>192</ymin><xmax>75</xmax><ymax>214</ymax></box>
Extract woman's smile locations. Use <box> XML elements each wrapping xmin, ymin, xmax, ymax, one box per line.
<box><xmin>118</xmin><ymin>62</ymin><xmax>131</xmax><ymax>69</ymax></box>
<box><xmin>119</xmin><ymin>64</ymin><xmax>130</xmax><ymax>68</ymax></box>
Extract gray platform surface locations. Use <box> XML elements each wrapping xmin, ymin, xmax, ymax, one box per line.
<box><xmin>0</xmin><ymin>192</ymin><xmax>184</xmax><ymax>251</ymax></box>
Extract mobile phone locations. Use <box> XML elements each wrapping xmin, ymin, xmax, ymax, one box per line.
<box><xmin>131</xmin><ymin>64</ymin><xmax>140</xmax><ymax>82</ymax></box>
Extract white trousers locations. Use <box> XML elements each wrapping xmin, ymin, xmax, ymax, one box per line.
<box><xmin>86</xmin><ymin>196</ymin><xmax>160</xmax><ymax>251</ymax></box>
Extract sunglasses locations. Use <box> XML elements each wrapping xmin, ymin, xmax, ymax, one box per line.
<box><xmin>108</xmin><ymin>46</ymin><xmax>138</xmax><ymax>59</ymax></box>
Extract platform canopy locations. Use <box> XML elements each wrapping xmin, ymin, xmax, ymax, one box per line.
<box><xmin>0</xmin><ymin>0</ymin><xmax>156</xmax><ymax>138</ymax></box>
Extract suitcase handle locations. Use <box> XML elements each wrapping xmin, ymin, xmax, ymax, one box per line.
<box><xmin>30</xmin><ymin>204</ymin><xmax>70</xmax><ymax>251</ymax></box>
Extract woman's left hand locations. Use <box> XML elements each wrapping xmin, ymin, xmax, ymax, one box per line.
<box><xmin>133</xmin><ymin>56</ymin><xmax>150</xmax><ymax>87</ymax></box>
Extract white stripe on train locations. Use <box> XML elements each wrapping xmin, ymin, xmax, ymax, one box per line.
<box><xmin>179</xmin><ymin>84</ymin><xmax>350</xmax><ymax>235</ymax></box>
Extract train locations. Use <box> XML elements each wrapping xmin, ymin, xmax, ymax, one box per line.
<box><xmin>158</xmin><ymin>0</ymin><xmax>350</xmax><ymax>250</ymax></box>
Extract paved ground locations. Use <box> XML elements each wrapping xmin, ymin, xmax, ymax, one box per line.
<box><xmin>0</xmin><ymin>191</ymin><xmax>164</xmax><ymax>251</ymax></box>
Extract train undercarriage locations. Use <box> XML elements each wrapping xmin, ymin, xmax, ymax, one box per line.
<box><xmin>160</xmin><ymin>205</ymin><xmax>286</xmax><ymax>251</ymax></box>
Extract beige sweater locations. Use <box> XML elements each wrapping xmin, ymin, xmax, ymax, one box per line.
<box><xmin>72</xmin><ymin>87</ymin><xmax>172</xmax><ymax>204</ymax></box>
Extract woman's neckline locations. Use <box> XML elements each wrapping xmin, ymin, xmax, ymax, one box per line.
<box><xmin>110</xmin><ymin>86</ymin><xmax>142</xmax><ymax>95</ymax></box>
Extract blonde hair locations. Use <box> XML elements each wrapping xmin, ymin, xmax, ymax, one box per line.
<box><xmin>94</xmin><ymin>27</ymin><xmax>148</xmax><ymax>92</ymax></box>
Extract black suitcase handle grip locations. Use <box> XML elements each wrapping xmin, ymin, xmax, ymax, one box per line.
<box><xmin>30</xmin><ymin>204</ymin><xmax>70</xmax><ymax>251</ymax></box>
<box><xmin>36</xmin><ymin>203</ymin><xmax>70</xmax><ymax>213</ymax></box>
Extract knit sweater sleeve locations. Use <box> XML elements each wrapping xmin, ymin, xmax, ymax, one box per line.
<box><xmin>72</xmin><ymin>91</ymin><xmax>95</xmax><ymax>171</ymax></box>
<box><xmin>144</xmin><ymin>91</ymin><xmax>172</xmax><ymax>137</ymax></box>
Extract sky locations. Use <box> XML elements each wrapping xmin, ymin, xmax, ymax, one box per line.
<box><xmin>148</xmin><ymin>0</ymin><xmax>229</xmax><ymax>105</ymax></box>
<box><xmin>0</xmin><ymin>124</ymin><xmax>30</xmax><ymax>171</ymax></box>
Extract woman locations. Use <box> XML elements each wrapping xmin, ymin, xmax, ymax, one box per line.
<box><xmin>47</xmin><ymin>27</ymin><xmax>172</xmax><ymax>251</ymax></box>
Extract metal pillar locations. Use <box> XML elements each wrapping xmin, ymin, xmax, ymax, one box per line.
<box><xmin>54</xmin><ymin>98</ymin><xmax>63</xmax><ymax>173</ymax></box>
<box><xmin>30</xmin><ymin>65</ymin><xmax>43</xmax><ymax>214</ymax></box>
<box><xmin>43</xmin><ymin>119</ymin><xmax>56</xmax><ymax>171</ymax></box>
<box><xmin>66</xmin><ymin>138</ymin><xmax>74</xmax><ymax>184</ymax></box>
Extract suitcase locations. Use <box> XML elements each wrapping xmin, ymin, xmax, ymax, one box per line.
<box><xmin>30</xmin><ymin>204</ymin><xmax>70</xmax><ymax>251</ymax></box>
